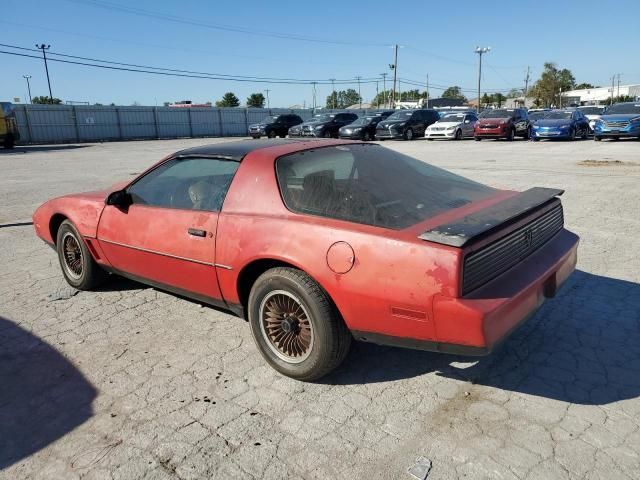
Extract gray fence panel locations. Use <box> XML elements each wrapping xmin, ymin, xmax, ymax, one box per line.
<box><xmin>156</xmin><ymin>108</ymin><xmax>191</xmax><ymax>138</ymax></box>
<box><xmin>190</xmin><ymin>108</ymin><xmax>219</xmax><ymax>136</ymax></box>
<box><xmin>219</xmin><ymin>108</ymin><xmax>248</xmax><ymax>136</ymax></box>
<box><xmin>12</xmin><ymin>105</ymin><xmax>377</xmax><ymax>144</ymax></box>
<box><xmin>75</xmin><ymin>106</ymin><xmax>120</xmax><ymax>141</ymax></box>
<box><xmin>27</xmin><ymin>105</ymin><xmax>77</xmax><ymax>143</ymax></box>
<box><xmin>14</xmin><ymin>105</ymin><xmax>31</xmax><ymax>143</ymax></box>
<box><xmin>117</xmin><ymin>107</ymin><xmax>156</xmax><ymax>139</ymax></box>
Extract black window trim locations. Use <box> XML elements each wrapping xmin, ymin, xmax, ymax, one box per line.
<box><xmin>125</xmin><ymin>154</ymin><xmax>241</xmax><ymax>213</ymax></box>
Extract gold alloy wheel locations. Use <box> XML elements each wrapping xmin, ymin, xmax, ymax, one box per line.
<box><xmin>259</xmin><ymin>290</ymin><xmax>314</xmax><ymax>363</ymax></box>
<box><xmin>61</xmin><ymin>232</ymin><xmax>83</xmax><ymax>279</ymax></box>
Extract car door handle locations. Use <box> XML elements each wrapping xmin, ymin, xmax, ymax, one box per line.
<box><xmin>187</xmin><ymin>228</ymin><xmax>207</xmax><ymax>237</ymax></box>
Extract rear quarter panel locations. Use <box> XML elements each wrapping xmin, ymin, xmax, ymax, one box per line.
<box><xmin>215</xmin><ymin>147</ymin><xmax>461</xmax><ymax>341</ymax></box>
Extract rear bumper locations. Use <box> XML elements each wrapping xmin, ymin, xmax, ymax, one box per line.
<box><xmin>355</xmin><ymin>229</ymin><xmax>579</xmax><ymax>355</ymax></box>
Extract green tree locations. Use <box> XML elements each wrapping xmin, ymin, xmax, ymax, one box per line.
<box><xmin>32</xmin><ymin>96</ymin><xmax>62</xmax><ymax>104</ymax></box>
<box><xmin>442</xmin><ymin>86</ymin><xmax>466</xmax><ymax>101</ymax></box>
<box><xmin>575</xmin><ymin>82</ymin><xmax>595</xmax><ymax>90</ymax></box>
<box><xmin>606</xmin><ymin>95</ymin><xmax>635</xmax><ymax>106</ymax></box>
<box><xmin>530</xmin><ymin>62</ymin><xmax>576</xmax><ymax>107</ymax></box>
<box><xmin>480</xmin><ymin>93</ymin><xmax>492</xmax><ymax>108</ymax></box>
<box><xmin>246</xmin><ymin>92</ymin><xmax>265</xmax><ymax>108</ymax></box>
<box><xmin>216</xmin><ymin>92</ymin><xmax>240</xmax><ymax>107</ymax></box>
<box><xmin>325</xmin><ymin>89</ymin><xmax>361</xmax><ymax>109</ymax></box>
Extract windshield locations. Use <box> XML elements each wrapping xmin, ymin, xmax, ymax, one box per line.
<box><xmin>543</xmin><ymin>111</ymin><xmax>573</xmax><ymax>120</ymax></box>
<box><xmin>528</xmin><ymin>111</ymin><xmax>548</xmax><ymax>121</ymax></box>
<box><xmin>440</xmin><ymin>114</ymin><xmax>465</xmax><ymax>123</ymax></box>
<box><xmin>386</xmin><ymin>111</ymin><xmax>414</xmax><ymax>121</ymax></box>
<box><xmin>311</xmin><ymin>114</ymin><xmax>334</xmax><ymax>122</ymax></box>
<box><xmin>578</xmin><ymin>107</ymin><xmax>603</xmax><ymax>115</ymax></box>
<box><xmin>605</xmin><ymin>103</ymin><xmax>640</xmax><ymax>115</ymax></box>
<box><xmin>479</xmin><ymin>109</ymin><xmax>514</xmax><ymax>119</ymax></box>
<box><xmin>276</xmin><ymin>144</ymin><xmax>495</xmax><ymax>230</ymax></box>
<box><xmin>348</xmin><ymin>117</ymin><xmax>376</xmax><ymax>126</ymax></box>
<box><xmin>260</xmin><ymin>116</ymin><xmax>279</xmax><ymax>123</ymax></box>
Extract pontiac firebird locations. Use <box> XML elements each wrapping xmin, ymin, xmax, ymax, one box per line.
<box><xmin>33</xmin><ymin>139</ymin><xmax>579</xmax><ymax>380</ymax></box>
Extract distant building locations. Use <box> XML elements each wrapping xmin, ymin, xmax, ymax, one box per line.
<box><xmin>167</xmin><ymin>100</ymin><xmax>212</xmax><ymax>108</ymax></box>
<box><xmin>562</xmin><ymin>84</ymin><xmax>640</xmax><ymax>105</ymax></box>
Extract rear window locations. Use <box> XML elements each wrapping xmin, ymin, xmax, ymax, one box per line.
<box><xmin>276</xmin><ymin>144</ymin><xmax>495</xmax><ymax>229</ymax></box>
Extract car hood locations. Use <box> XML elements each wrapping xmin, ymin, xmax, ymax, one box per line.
<box><xmin>536</xmin><ymin>119</ymin><xmax>573</xmax><ymax>127</ymax></box>
<box><xmin>428</xmin><ymin>121</ymin><xmax>461</xmax><ymax>128</ymax></box>
<box><xmin>477</xmin><ymin>117</ymin><xmax>510</xmax><ymax>124</ymax></box>
<box><xmin>249</xmin><ymin>123</ymin><xmax>267</xmax><ymax>128</ymax></box>
<box><xmin>600</xmin><ymin>114</ymin><xmax>640</xmax><ymax>121</ymax></box>
<box><xmin>377</xmin><ymin>120</ymin><xmax>407</xmax><ymax>128</ymax></box>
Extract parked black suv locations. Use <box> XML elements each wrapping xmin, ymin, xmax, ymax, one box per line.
<box><xmin>338</xmin><ymin>111</ymin><xmax>394</xmax><ymax>141</ymax></box>
<box><xmin>249</xmin><ymin>114</ymin><xmax>303</xmax><ymax>139</ymax></box>
<box><xmin>301</xmin><ymin>112</ymin><xmax>359</xmax><ymax>138</ymax></box>
<box><xmin>375</xmin><ymin>109</ymin><xmax>439</xmax><ymax>140</ymax></box>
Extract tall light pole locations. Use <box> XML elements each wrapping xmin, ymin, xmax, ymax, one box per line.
<box><xmin>35</xmin><ymin>44</ymin><xmax>53</xmax><ymax>100</ymax></box>
<box><xmin>330</xmin><ymin>78</ymin><xmax>336</xmax><ymax>109</ymax></box>
<box><xmin>380</xmin><ymin>73</ymin><xmax>388</xmax><ymax>107</ymax></box>
<box><xmin>22</xmin><ymin>75</ymin><xmax>32</xmax><ymax>104</ymax></box>
<box><xmin>474</xmin><ymin>46</ymin><xmax>491</xmax><ymax>112</ymax></box>
<box><xmin>264</xmin><ymin>89</ymin><xmax>270</xmax><ymax>109</ymax></box>
<box><xmin>390</xmin><ymin>44</ymin><xmax>399</xmax><ymax>107</ymax></box>
<box><xmin>355</xmin><ymin>76</ymin><xmax>362</xmax><ymax>109</ymax></box>
<box><xmin>311</xmin><ymin>82</ymin><xmax>317</xmax><ymax>111</ymax></box>
<box><xmin>375</xmin><ymin>81</ymin><xmax>379</xmax><ymax>108</ymax></box>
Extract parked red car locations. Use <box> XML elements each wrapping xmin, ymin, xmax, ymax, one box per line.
<box><xmin>33</xmin><ymin>140</ymin><xmax>578</xmax><ymax>380</ymax></box>
<box><xmin>474</xmin><ymin>108</ymin><xmax>532</xmax><ymax>141</ymax></box>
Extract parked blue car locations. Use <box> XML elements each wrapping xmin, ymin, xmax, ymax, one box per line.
<box><xmin>593</xmin><ymin>102</ymin><xmax>640</xmax><ymax>141</ymax></box>
<box><xmin>532</xmin><ymin>110</ymin><xmax>590</xmax><ymax>141</ymax></box>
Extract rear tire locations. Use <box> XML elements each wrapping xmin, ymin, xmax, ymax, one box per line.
<box><xmin>248</xmin><ymin>267</ymin><xmax>351</xmax><ymax>381</ymax></box>
<box><xmin>506</xmin><ymin>128</ymin><xmax>515</xmax><ymax>141</ymax></box>
<box><xmin>323</xmin><ymin>130</ymin><xmax>332</xmax><ymax>138</ymax></box>
<box><xmin>267</xmin><ymin>130</ymin><xmax>277</xmax><ymax>139</ymax></box>
<box><xmin>594</xmin><ymin>136</ymin><xmax>602</xmax><ymax>141</ymax></box>
<box><xmin>363</xmin><ymin>132</ymin><xmax>371</xmax><ymax>141</ymax></box>
<box><xmin>3</xmin><ymin>134</ymin><xmax>15</xmax><ymax>149</ymax></box>
<box><xmin>523</xmin><ymin>126</ymin><xmax>532</xmax><ymax>140</ymax></box>
<box><xmin>56</xmin><ymin>220</ymin><xmax>108</xmax><ymax>290</ymax></box>
<box><xmin>474</xmin><ymin>136</ymin><xmax>482</xmax><ymax>141</ymax></box>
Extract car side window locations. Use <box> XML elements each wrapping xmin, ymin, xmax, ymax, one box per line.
<box><xmin>128</xmin><ymin>157</ymin><xmax>239</xmax><ymax>212</ymax></box>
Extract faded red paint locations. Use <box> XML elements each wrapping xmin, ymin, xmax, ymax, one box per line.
<box><xmin>33</xmin><ymin>140</ymin><xmax>579</xmax><ymax>352</ymax></box>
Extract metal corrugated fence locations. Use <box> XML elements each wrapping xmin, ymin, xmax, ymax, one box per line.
<box><xmin>13</xmin><ymin>105</ymin><xmax>374</xmax><ymax>144</ymax></box>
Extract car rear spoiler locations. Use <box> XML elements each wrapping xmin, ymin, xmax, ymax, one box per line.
<box><xmin>418</xmin><ymin>187</ymin><xmax>564</xmax><ymax>247</ymax></box>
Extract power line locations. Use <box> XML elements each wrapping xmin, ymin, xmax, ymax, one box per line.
<box><xmin>0</xmin><ymin>44</ymin><xmax>381</xmax><ymax>86</ymax></box>
<box><xmin>67</xmin><ymin>0</ymin><xmax>390</xmax><ymax>47</ymax></box>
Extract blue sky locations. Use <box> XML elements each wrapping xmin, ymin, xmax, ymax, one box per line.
<box><xmin>3</xmin><ymin>0</ymin><xmax>640</xmax><ymax>107</ymax></box>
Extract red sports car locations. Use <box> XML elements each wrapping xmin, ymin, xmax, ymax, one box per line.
<box><xmin>33</xmin><ymin>139</ymin><xmax>579</xmax><ymax>380</ymax></box>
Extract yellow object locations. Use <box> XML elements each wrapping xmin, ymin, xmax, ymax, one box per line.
<box><xmin>1</xmin><ymin>102</ymin><xmax>20</xmax><ymax>148</ymax></box>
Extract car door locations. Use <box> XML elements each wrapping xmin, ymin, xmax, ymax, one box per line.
<box><xmin>463</xmin><ymin>114</ymin><xmax>477</xmax><ymax>137</ymax></box>
<box><xmin>97</xmin><ymin>156</ymin><xmax>239</xmax><ymax>303</ymax></box>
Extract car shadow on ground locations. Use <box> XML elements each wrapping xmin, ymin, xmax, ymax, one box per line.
<box><xmin>1</xmin><ymin>145</ymin><xmax>89</xmax><ymax>154</ymax></box>
<box><xmin>324</xmin><ymin>270</ymin><xmax>640</xmax><ymax>406</ymax></box>
<box><xmin>0</xmin><ymin>316</ymin><xmax>97</xmax><ymax>469</ymax></box>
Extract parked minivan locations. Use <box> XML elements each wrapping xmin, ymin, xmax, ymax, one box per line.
<box><xmin>1</xmin><ymin>102</ymin><xmax>20</xmax><ymax>149</ymax></box>
<box><xmin>375</xmin><ymin>109</ymin><xmax>439</xmax><ymax>140</ymax></box>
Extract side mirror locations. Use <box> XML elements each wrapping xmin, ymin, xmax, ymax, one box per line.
<box><xmin>106</xmin><ymin>189</ymin><xmax>132</xmax><ymax>208</ymax></box>
<box><xmin>464</xmin><ymin>119</ymin><xmax>471</xmax><ymax>124</ymax></box>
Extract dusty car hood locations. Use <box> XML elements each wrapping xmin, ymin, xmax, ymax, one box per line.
<box><xmin>428</xmin><ymin>121</ymin><xmax>461</xmax><ymax>129</ymax></box>
<box><xmin>477</xmin><ymin>117</ymin><xmax>509</xmax><ymax>124</ymax></box>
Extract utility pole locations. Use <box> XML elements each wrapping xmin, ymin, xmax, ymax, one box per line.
<box><xmin>264</xmin><ymin>89</ymin><xmax>270</xmax><ymax>109</ymax></box>
<box><xmin>22</xmin><ymin>75</ymin><xmax>32</xmax><ymax>104</ymax></box>
<box><xmin>355</xmin><ymin>76</ymin><xmax>362</xmax><ymax>109</ymax></box>
<box><xmin>474</xmin><ymin>46</ymin><xmax>491</xmax><ymax>112</ymax></box>
<box><xmin>390</xmin><ymin>44</ymin><xmax>398</xmax><ymax>107</ymax></box>
<box><xmin>35</xmin><ymin>44</ymin><xmax>53</xmax><ymax>100</ymax></box>
<box><xmin>329</xmin><ymin>78</ymin><xmax>336</xmax><ymax>109</ymax></box>
<box><xmin>610</xmin><ymin>75</ymin><xmax>615</xmax><ymax>106</ymax></box>
<box><xmin>380</xmin><ymin>73</ymin><xmax>388</xmax><ymax>107</ymax></box>
<box><xmin>523</xmin><ymin>66</ymin><xmax>530</xmax><ymax>105</ymax></box>
<box><xmin>617</xmin><ymin>73</ymin><xmax>622</xmax><ymax>98</ymax></box>
<box><xmin>311</xmin><ymin>82</ymin><xmax>317</xmax><ymax>111</ymax></box>
<box><xmin>426</xmin><ymin>74</ymin><xmax>429</xmax><ymax>108</ymax></box>
<box><xmin>375</xmin><ymin>81</ymin><xmax>379</xmax><ymax>108</ymax></box>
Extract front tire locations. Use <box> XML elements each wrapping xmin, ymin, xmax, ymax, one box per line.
<box><xmin>404</xmin><ymin>128</ymin><xmax>414</xmax><ymax>140</ymax></box>
<box><xmin>248</xmin><ymin>267</ymin><xmax>351</xmax><ymax>381</ymax></box>
<box><xmin>506</xmin><ymin>128</ymin><xmax>515</xmax><ymax>141</ymax></box>
<box><xmin>594</xmin><ymin>136</ymin><xmax>602</xmax><ymax>141</ymax></box>
<box><xmin>523</xmin><ymin>126</ymin><xmax>532</xmax><ymax>140</ymax></box>
<box><xmin>454</xmin><ymin>129</ymin><xmax>462</xmax><ymax>140</ymax></box>
<box><xmin>474</xmin><ymin>136</ymin><xmax>482</xmax><ymax>141</ymax></box>
<box><xmin>267</xmin><ymin>130</ymin><xmax>277</xmax><ymax>139</ymax></box>
<box><xmin>56</xmin><ymin>220</ymin><xmax>108</xmax><ymax>290</ymax></box>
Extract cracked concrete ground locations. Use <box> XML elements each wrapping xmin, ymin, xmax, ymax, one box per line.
<box><xmin>1</xmin><ymin>137</ymin><xmax>639</xmax><ymax>479</ymax></box>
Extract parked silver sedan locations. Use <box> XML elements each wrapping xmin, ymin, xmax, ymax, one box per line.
<box><xmin>425</xmin><ymin>112</ymin><xmax>478</xmax><ymax>140</ymax></box>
